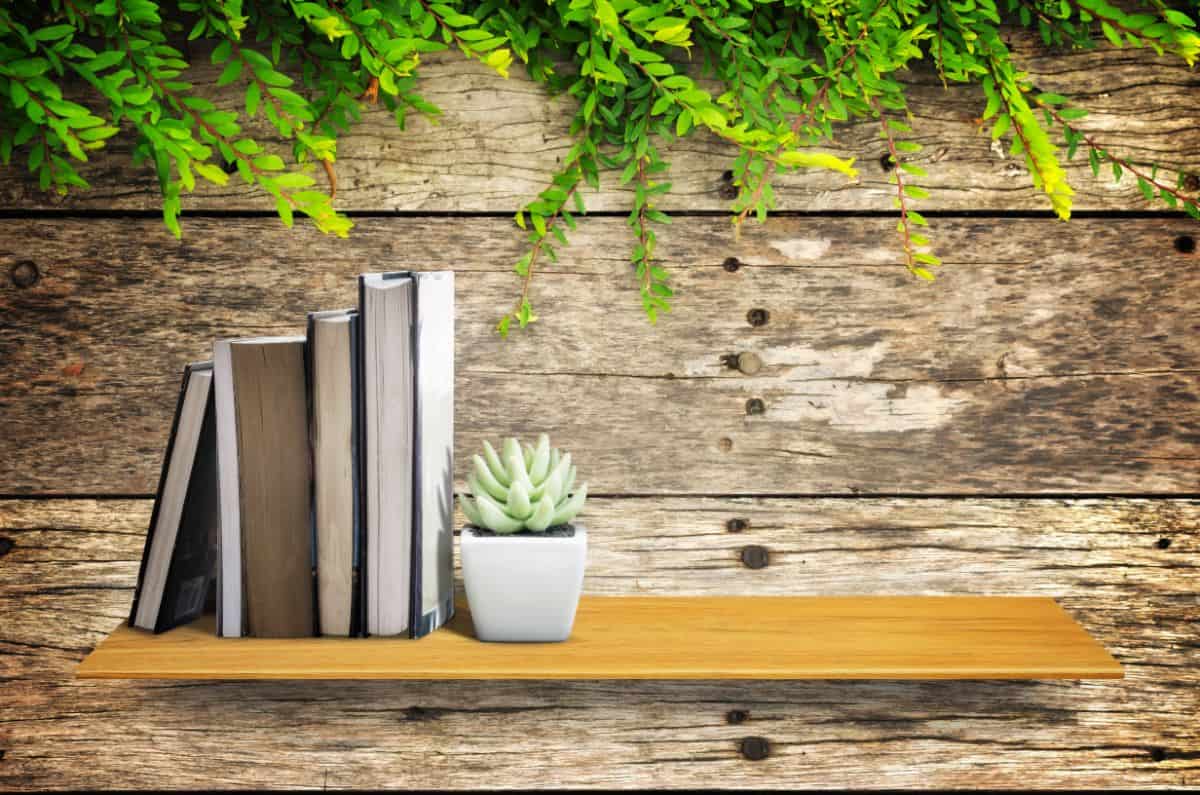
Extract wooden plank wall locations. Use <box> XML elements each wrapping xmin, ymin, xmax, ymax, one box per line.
<box><xmin>1</xmin><ymin>40</ymin><xmax>1199</xmax><ymax>789</ymax></box>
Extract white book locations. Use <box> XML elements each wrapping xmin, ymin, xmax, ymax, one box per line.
<box><xmin>411</xmin><ymin>271</ymin><xmax>455</xmax><ymax>638</ymax></box>
<box><xmin>359</xmin><ymin>273</ymin><xmax>415</xmax><ymax>636</ymax></box>
<box><xmin>213</xmin><ymin>340</ymin><xmax>240</xmax><ymax>638</ymax></box>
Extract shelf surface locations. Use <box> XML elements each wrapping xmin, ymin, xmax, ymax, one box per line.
<box><xmin>76</xmin><ymin>596</ymin><xmax>1122</xmax><ymax>680</ymax></box>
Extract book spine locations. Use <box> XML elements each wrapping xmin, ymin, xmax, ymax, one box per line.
<box><xmin>304</xmin><ymin>320</ymin><xmax>319</xmax><ymax>637</ymax></box>
<box><xmin>410</xmin><ymin>271</ymin><xmax>455</xmax><ymax>639</ymax></box>
<box><xmin>213</xmin><ymin>340</ymin><xmax>242</xmax><ymax>637</ymax></box>
<box><xmin>349</xmin><ymin>311</ymin><xmax>364</xmax><ymax>637</ymax></box>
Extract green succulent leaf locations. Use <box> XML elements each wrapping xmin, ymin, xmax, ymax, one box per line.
<box><xmin>462</xmin><ymin>435</ymin><xmax>587</xmax><ymax>533</ymax></box>
<box><xmin>482</xmin><ymin>440</ymin><xmax>511</xmax><ymax>487</ymax></box>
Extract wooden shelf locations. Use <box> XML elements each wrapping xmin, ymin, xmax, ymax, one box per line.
<box><xmin>76</xmin><ymin>596</ymin><xmax>1122</xmax><ymax>680</ymax></box>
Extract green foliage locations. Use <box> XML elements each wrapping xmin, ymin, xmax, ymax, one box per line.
<box><xmin>2</xmin><ymin>1</ymin><xmax>1199</xmax><ymax>332</ymax></box>
<box><xmin>459</xmin><ymin>434</ymin><xmax>588</xmax><ymax>534</ymax></box>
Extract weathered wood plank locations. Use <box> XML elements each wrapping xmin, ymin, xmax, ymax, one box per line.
<box><xmin>1</xmin><ymin>217</ymin><xmax>1197</xmax><ymax>495</ymax></box>
<box><xmin>1</xmin><ymin>498</ymin><xmax>1196</xmax><ymax>788</ymax></box>
<box><xmin>0</xmin><ymin>38</ymin><xmax>1196</xmax><ymax>214</ymax></box>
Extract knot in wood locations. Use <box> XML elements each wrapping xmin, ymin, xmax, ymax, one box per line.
<box><xmin>726</xmin><ymin>518</ymin><xmax>748</xmax><ymax>533</ymax></box>
<box><xmin>736</xmin><ymin>352</ymin><xmax>763</xmax><ymax>375</ymax></box>
<box><xmin>10</xmin><ymin>260</ymin><xmax>39</xmax><ymax>288</ymax></box>
<box><xmin>746</xmin><ymin>307</ymin><xmax>770</xmax><ymax>327</ymax></box>
<box><xmin>1174</xmin><ymin>235</ymin><xmax>1195</xmax><ymax>254</ymax></box>
<box><xmin>739</xmin><ymin>736</ymin><xmax>770</xmax><ymax>761</ymax></box>
<box><xmin>740</xmin><ymin>545</ymin><xmax>769</xmax><ymax>570</ymax></box>
<box><xmin>1184</xmin><ymin>174</ymin><xmax>1200</xmax><ymax>192</ymax></box>
<box><xmin>1156</xmin><ymin>537</ymin><xmax>1172</xmax><ymax>550</ymax></box>
<box><xmin>722</xmin><ymin>257</ymin><xmax>742</xmax><ymax>273</ymax></box>
<box><xmin>718</xmin><ymin>169</ymin><xmax>738</xmax><ymax>199</ymax></box>
<box><xmin>726</xmin><ymin>709</ymin><xmax>749</xmax><ymax>724</ymax></box>
<box><xmin>745</xmin><ymin>398</ymin><xmax>766</xmax><ymax>416</ymax></box>
<box><xmin>1149</xmin><ymin>747</ymin><xmax>1168</xmax><ymax>762</ymax></box>
<box><xmin>402</xmin><ymin>706</ymin><xmax>438</xmax><ymax>722</ymax></box>
<box><xmin>879</xmin><ymin>152</ymin><xmax>895</xmax><ymax>172</ymax></box>
<box><xmin>718</xmin><ymin>436</ymin><xmax>733</xmax><ymax>452</ymax></box>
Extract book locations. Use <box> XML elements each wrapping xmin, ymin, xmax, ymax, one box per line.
<box><xmin>129</xmin><ymin>361</ymin><xmax>220</xmax><ymax>633</ymax></box>
<box><xmin>307</xmin><ymin>309</ymin><xmax>362</xmax><ymax>637</ymax></box>
<box><xmin>410</xmin><ymin>271</ymin><xmax>455</xmax><ymax>638</ymax></box>
<box><xmin>214</xmin><ymin>336</ymin><xmax>315</xmax><ymax>638</ymax></box>
<box><xmin>358</xmin><ymin>273</ymin><xmax>415</xmax><ymax>636</ymax></box>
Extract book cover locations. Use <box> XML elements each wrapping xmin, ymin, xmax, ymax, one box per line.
<box><xmin>214</xmin><ymin>336</ymin><xmax>315</xmax><ymax>638</ymax></box>
<box><xmin>307</xmin><ymin>309</ymin><xmax>363</xmax><ymax>637</ymax></box>
<box><xmin>129</xmin><ymin>361</ymin><xmax>220</xmax><ymax>633</ymax></box>
<box><xmin>359</xmin><ymin>273</ymin><xmax>415</xmax><ymax>636</ymax></box>
<box><xmin>410</xmin><ymin>271</ymin><xmax>455</xmax><ymax>638</ymax></box>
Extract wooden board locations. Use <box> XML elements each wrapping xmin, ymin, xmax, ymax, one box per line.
<box><xmin>2</xmin><ymin>217</ymin><xmax>1198</xmax><ymax>496</ymax></box>
<box><xmin>74</xmin><ymin>597</ymin><xmax>1123</xmax><ymax>681</ymax></box>
<box><xmin>1</xmin><ymin>24</ymin><xmax>1198</xmax><ymax>789</ymax></box>
<box><xmin>0</xmin><ymin>40</ymin><xmax>1196</xmax><ymax>214</ymax></box>
<box><xmin>1</xmin><ymin>498</ymin><xmax>1193</xmax><ymax>788</ymax></box>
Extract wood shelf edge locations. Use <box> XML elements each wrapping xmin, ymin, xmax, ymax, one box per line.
<box><xmin>76</xmin><ymin>596</ymin><xmax>1124</xmax><ymax>682</ymax></box>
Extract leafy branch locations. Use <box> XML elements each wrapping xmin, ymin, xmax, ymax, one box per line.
<box><xmin>3</xmin><ymin>0</ymin><xmax>1200</xmax><ymax>334</ymax></box>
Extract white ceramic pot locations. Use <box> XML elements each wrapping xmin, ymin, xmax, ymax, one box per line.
<box><xmin>460</xmin><ymin>525</ymin><xmax>587</xmax><ymax>642</ymax></box>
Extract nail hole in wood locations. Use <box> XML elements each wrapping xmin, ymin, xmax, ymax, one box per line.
<box><xmin>740</xmin><ymin>545</ymin><xmax>769</xmax><ymax>570</ymax></box>
<box><xmin>736</xmin><ymin>352</ymin><xmax>763</xmax><ymax>375</ymax></box>
<box><xmin>746</xmin><ymin>307</ymin><xmax>770</xmax><ymax>327</ymax></box>
<box><xmin>745</xmin><ymin>398</ymin><xmax>765</xmax><ymax>416</ymax></box>
<box><xmin>1184</xmin><ymin>174</ymin><xmax>1200</xmax><ymax>192</ymax></box>
<box><xmin>721</xmin><ymin>353</ymin><xmax>740</xmax><ymax>370</ymax></box>
<box><xmin>726</xmin><ymin>709</ymin><xmax>749</xmax><ymax>725</ymax></box>
<box><xmin>723</xmin><ymin>257</ymin><xmax>742</xmax><ymax>273</ymax></box>
<box><xmin>1149</xmin><ymin>747</ymin><xmax>1168</xmax><ymax>763</ymax></box>
<box><xmin>879</xmin><ymin>153</ymin><xmax>895</xmax><ymax>172</ymax></box>
<box><xmin>0</xmin><ymin>537</ymin><xmax>12</xmax><ymax>559</ymax></box>
<box><xmin>726</xmin><ymin>518</ymin><xmax>748</xmax><ymax>533</ymax></box>
<box><xmin>740</xmin><ymin>736</ymin><xmax>770</xmax><ymax>761</ymax></box>
<box><xmin>221</xmin><ymin>158</ymin><xmax>239</xmax><ymax>175</ymax></box>
<box><xmin>1174</xmin><ymin>234</ymin><xmax>1195</xmax><ymax>254</ymax></box>
<box><xmin>721</xmin><ymin>169</ymin><xmax>734</xmax><ymax>182</ymax></box>
<box><xmin>1156</xmin><ymin>537</ymin><xmax>1172</xmax><ymax>550</ymax></box>
<box><xmin>10</xmin><ymin>260</ymin><xmax>39</xmax><ymax>288</ymax></box>
<box><xmin>718</xmin><ymin>437</ymin><xmax>733</xmax><ymax>452</ymax></box>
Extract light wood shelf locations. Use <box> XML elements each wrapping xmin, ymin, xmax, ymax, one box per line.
<box><xmin>75</xmin><ymin>596</ymin><xmax>1122</xmax><ymax>680</ymax></box>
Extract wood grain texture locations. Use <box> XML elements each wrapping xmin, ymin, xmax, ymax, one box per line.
<box><xmin>2</xmin><ymin>217</ymin><xmax>1198</xmax><ymax>495</ymax></box>
<box><xmin>76</xmin><ymin>597</ymin><xmax>1122</xmax><ymax>680</ymax></box>
<box><xmin>0</xmin><ymin>38</ymin><xmax>1196</xmax><ymax>214</ymax></box>
<box><xmin>1</xmin><ymin>498</ymin><xmax>1194</xmax><ymax>787</ymax></box>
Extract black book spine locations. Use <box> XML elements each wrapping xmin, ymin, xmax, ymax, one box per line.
<box><xmin>304</xmin><ymin>315</ymin><xmax>319</xmax><ymax>637</ymax></box>
<box><xmin>355</xmin><ymin>276</ymin><xmax>369</xmax><ymax>637</ymax></box>
<box><xmin>348</xmin><ymin>311</ymin><xmax>363</xmax><ymax>637</ymax></box>
<box><xmin>408</xmin><ymin>279</ymin><xmax>422</xmax><ymax>639</ymax></box>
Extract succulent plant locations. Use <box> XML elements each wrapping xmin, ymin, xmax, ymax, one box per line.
<box><xmin>459</xmin><ymin>434</ymin><xmax>587</xmax><ymax>534</ymax></box>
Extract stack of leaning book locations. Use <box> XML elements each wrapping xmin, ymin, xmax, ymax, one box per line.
<box><xmin>127</xmin><ymin>271</ymin><xmax>455</xmax><ymax>639</ymax></box>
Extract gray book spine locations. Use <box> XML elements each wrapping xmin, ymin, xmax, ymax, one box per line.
<box><xmin>410</xmin><ymin>271</ymin><xmax>455</xmax><ymax>638</ymax></box>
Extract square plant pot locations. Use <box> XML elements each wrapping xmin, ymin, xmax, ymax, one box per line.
<box><xmin>460</xmin><ymin>525</ymin><xmax>587</xmax><ymax>642</ymax></box>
